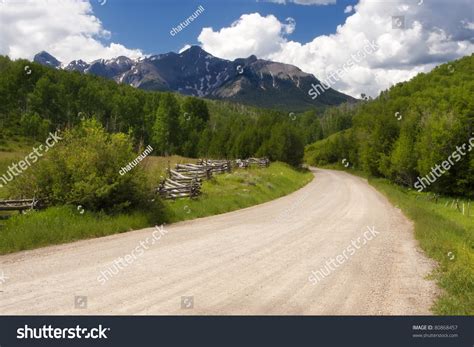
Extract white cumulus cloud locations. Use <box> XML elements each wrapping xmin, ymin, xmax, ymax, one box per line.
<box><xmin>0</xmin><ymin>0</ymin><xmax>143</xmax><ymax>64</ymax></box>
<box><xmin>198</xmin><ymin>0</ymin><xmax>474</xmax><ymax>98</ymax></box>
<box><xmin>198</xmin><ymin>13</ymin><xmax>296</xmax><ymax>60</ymax></box>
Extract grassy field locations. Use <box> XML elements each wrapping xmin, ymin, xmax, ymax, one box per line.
<box><xmin>0</xmin><ymin>135</ymin><xmax>35</xmax><ymax>153</ymax></box>
<box><xmin>163</xmin><ymin>162</ymin><xmax>313</xmax><ymax>223</ymax></box>
<box><xmin>0</xmin><ymin>134</ymin><xmax>38</xmax><ymax>199</ymax></box>
<box><xmin>0</xmin><ymin>151</ymin><xmax>26</xmax><ymax>200</ymax></box>
<box><xmin>0</xmin><ymin>162</ymin><xmax>312</xmax><ymax>255</ymax></box>
<box><xmin>320</xmin><ymin>164</ymin><xmax>474</xmax><ymax>315</ymax></box>
<box><xmin>142</xmin><ymin>155</ymin><xmax>197</xmax><ymax>187</ymax></box>
<box><xmin>0</xmin><ymin>207</ymin><xmax>152</xmax><ymax>254</ymax></box>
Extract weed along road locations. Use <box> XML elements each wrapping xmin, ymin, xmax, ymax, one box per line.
<box><xmin>0</xmin><ymin>168</ymin><xmax>438</xmax><ymax>315</ymax></box>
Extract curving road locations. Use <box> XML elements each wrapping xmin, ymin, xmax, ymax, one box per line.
<box><xmin>0</xmin><ymin>168</ymin><xmax>438</xmax><ymax>315</ymax></box>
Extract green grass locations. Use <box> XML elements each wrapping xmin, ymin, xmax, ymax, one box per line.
<box><xmin>320</xmin><ymin>164</ymin><xmax>474</xmax><ymax>315</ymax></box>
<box><xmin>0</xmin><ymin>152</ymin><xmax>194</xmax><ymax>200</ymax></box>
<box><xmin>0</xmin><ymin>206</ymin><xmax>151</xmax><ymax>254</ymax></box>
<box><xmin>0</xmin><ymin>134</ymin><xmax>41</xmax><ymax>199</ymax></box>
<box><xmin>0</xmin><ymin>162</ymin><xmax>312</xmax><ymax>255</ymax></box>
<box><xmin>0</xmin><ymin>151</ymin><xmax>26</xmax><ymax>199</ymax></box>
<box><xmin>142</xmin><ymin>155</ymin><xmax>197</xmax><ymax>187</ymax></box>
<box><xmin>0</xmin><ymin>135</ymin><xmax>35</xmax><ymax>153</ymax></box>
<box><xmin>163</xmin><ymin>162</ymin><xmax>313</xmax><ymax>223</ymax></box>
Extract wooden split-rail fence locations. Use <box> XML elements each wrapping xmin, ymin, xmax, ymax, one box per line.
<box><xmin>248</xmin><ymin>157</ymin><xmax>270</xmax><ymax>168</ymax></box>
<box><xmin>197</xmin><ymin>159</ymin><xmax>232</xmax><ymax>174</ymax></box>
<box><xmin>157</xmin><ymin>157</ymin><xmax>270</xmax><ymax>200</ymax></box>
<box><xmin>234</xmin><ymin>157</ymin><xmax>269</xmax><ymax>168</ymax></box>
<box><xmin>0</xmin><ymin>158</ymin><xmax>271</xmax><ymax>209</ymax></box>
<box><xmin>0</xmin><ymin>198</ymin><xmax>45</xmax><ymax>219</ymax></box>
<box><xmin>156</xmin><ymin>168</ymin><xmax>202</xmax><ymax>200</ymax></box>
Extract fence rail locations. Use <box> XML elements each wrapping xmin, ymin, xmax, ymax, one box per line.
<box><xmin>156</xmin><ymin>178</ymin><xmax>201</xmax><ymax>200</ymax></box>
<box><xmin>197</xmin><ymin>159</ymin><xmax>232</xmax><ymax>174</ymax></box>
<box><xmin>0</xmin><ymin>158</ymin><xmax>271</xmax><ymax>207</ymax></box>
<box><xmin>157</xmin><ymin>157</ymin><xmax>270</xmax><ymax>200</ymax></box>
<box><xmin>248</xmin><ymin>157</ymin><xmax>270</xmax><ymax>167</ymax></box>
<box><xmin>0</xmin><ymin>198</ymin><xmax>45</xmax><ymax>219</ymax></box>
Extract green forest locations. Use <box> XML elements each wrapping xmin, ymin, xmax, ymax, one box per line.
<box><xmin>305</xmin><ymin>54</ymin><xmax>474</xmax><ymax>198</ymax></box>
<box><xmin>0</xmin><ymin>55</ymin><xmax>356</xmax><ymax>168</ymax></box>
<box><xmin>2</xmin><ymin>53</ymin><xmax>472</xmax><ymax>208</ymax></box>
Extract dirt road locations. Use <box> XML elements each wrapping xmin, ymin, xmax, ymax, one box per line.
<box><xmin>0</xmin><ymin>168</ymin><xmax>438</xmax><ymax>315</ymax></box>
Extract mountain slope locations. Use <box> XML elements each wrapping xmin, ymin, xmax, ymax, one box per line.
<box><xmin>305</xmin><ymin>54</ymin><xmax>473</xmax><ymax>196</ymax></box>
<box><xmin>212</xmin><ymin>56</ymin><xmax>352</xmax><ymax>111</ymax></box>
<box><xmin>33</xmin><ymin>51</ymin><xmax>61</xmax><ymax>69</ymax></box>
<box><xmin>33</xmin><ymin>46</ymin><xmax>355</xmax><ymax>111</ymax></box>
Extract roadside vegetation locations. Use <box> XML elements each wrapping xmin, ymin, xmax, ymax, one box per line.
<box><xmin>0</xmin><ymin>151</ymin><xmax>23</xmax><ymax>199</ymax></box>
<box><xmin>0</xmin><ymin>162</ymin><xmax>311</xmax><ymax>255</ymax></box>
<box><xmin>0</xmin><ymin>53</ymin><xmax>344</xmax><ymax>254</ymax></box>
<box><xmin>0</xmin><ymin>207</ymin><xmax>153</xmax><ymax>254</ymax></box>
<box><xmin>305</xmin><ymin>55</ymin><xmax>473</xmax><ymax>197</ymax></box>
<box><xmin>143</xmin><ymin>155</ymin><xmax>197</xmax><ymax>187</ymax></box>
<box><xmin>164</xmin><ymin>162</ymin><xmax>312</xmax><ymax>223</ymax></box>
<box><xmin>0</xmin><ymin>120</ymin><xmax>312</xmax><ymax>254</ymax></box>
<box><xmin>0</xmin><ymin>145</ymin><xmax>193</xmax><ymax>199</ymax></box>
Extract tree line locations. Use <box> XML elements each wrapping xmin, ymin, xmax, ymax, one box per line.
<box><xmin>0</xmin><ymin>55</ymin><xmax>357</xmax><ymax>166</ymax></box>
<box><xmin>305</xmin><ymin>54</ymin><xmax>474</xmax><ymax>197</ymax></box>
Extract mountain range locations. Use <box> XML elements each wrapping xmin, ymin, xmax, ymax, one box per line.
<box><xmin>34</xmin><ymin>46</ymin><xmax>355</xmax><ymax>111</ymax></box>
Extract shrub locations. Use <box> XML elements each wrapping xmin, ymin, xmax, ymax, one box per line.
<box><xmin>19</xmin><ymin>112</ymin><xmax>51</xmax><ymax>140</ymax></box>
<box><xmin>8</xmin><ymin>119</ymin><xmax>155</xmax><ymax>214</ymax></box>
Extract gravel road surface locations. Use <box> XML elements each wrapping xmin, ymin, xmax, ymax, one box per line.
<box><xmin>0</xmin><ymin>168</ymin><xmax>438</xmax><ymax>314</ymax></box>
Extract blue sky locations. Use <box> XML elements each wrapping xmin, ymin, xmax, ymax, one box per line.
<box><xmin>1</xmin><ymin>0</ymin><xmax>472</xmax><ymax>97</ymax></box>
<box><xmin>92</xmin><ymin>0</ymin><xmax>358</xmax><ymax>55</ymax></box>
